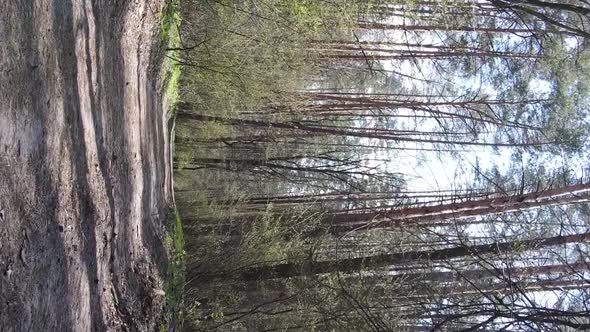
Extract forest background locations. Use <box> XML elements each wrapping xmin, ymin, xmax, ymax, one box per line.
<box><xmin>164</xmin><ymin>0</ymin><xmax>590</xmax><ymax>330</ymax></box>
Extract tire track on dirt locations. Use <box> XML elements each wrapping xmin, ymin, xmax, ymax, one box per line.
<box><xmin>0</xmin><ymin>0</ymin><xmax>172</xmax><ymax>330</ymax></box>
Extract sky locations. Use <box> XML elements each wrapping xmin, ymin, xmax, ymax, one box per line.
<box><xmin>357</xmin><ymin>20</ymin><xmax>586</xmax><ymax>195</ymax></box>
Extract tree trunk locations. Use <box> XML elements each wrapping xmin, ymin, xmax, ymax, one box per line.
<box><xmin>195</xmin><ymin>232</ymin><xmax>590</xmax><ymax>282</ymax></box>
<box><xmin>177</xmin><ymin>112</ymin><xmax>551</xmax><ymax>147</ymax></box>
<box><xmin>328</xmin><ymin>182</ymin><xmax>590</xmax><ymax>232</ymax></box>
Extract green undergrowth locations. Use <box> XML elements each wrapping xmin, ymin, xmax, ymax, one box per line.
<box><xmin>170</xmin><ymin>0</ymin><xmax>373</xmax><ymax>329</ymax></box>
<box><xmin>160</xmin><ymin>0</ymin><xmax>185</xmax><ymax>331</ymax></box>
<box><xmin>162</xmin><ymin>207</ymin><xmax>186</xmax><ymax>332</ymax></box>
<box><xmin>160</xmin><ymin>0</ymin><xmax>182</xmax><ymax>114</ymax></box>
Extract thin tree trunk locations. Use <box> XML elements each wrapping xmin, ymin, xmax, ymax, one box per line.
<box><xmin>328</xmin><ymin>182</ymin><xmax>590</xmax><ymax>231</ymax></box>
<box><xmin>195</xmin><ymin>232</ymin><xmax>590</xmax><ymax>282</ymax></box>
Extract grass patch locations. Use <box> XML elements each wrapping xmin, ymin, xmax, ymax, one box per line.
<box><xmin>159</xmin><ymin>1</ymin><xmax>185</xmax><ymax>331</ymax></box>
<box><xmin>162</xmin><ymin>207</ymin><xmax>186</xmax><ymax>332</ymax></box>
<box><xmin>160</xmin><ymin>0</ymin><xmax>182</xmax><ymax>112</ymax></box>
<box><xmin>159</xmin><ymin>0</ymin><xmax>181</xmax><ymax>46</ymax></box>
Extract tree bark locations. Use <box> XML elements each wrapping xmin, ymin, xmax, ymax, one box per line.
<box><xmin>328</xmin><ymin>182</ymin><xmax>590</xmax><ymax>232</ymax></box>
<box><xmin>195</xmin><ymin>232</ymin><xmax>590</xmax><ymax>282</ymax></box>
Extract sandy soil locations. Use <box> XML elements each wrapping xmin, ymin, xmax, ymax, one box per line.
<box><xmin>0</xmin><ymin>0</ymin><xmax>173</xmax><ymax>330</ymax></box>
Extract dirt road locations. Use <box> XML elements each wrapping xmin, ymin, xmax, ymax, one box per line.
<box><xmin>0</xmin><ymin>0</ymin><xmax>172</xmax><ymax>330</ymax></box>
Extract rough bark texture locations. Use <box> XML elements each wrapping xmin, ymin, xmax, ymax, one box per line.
<box><xmin>0</xmin><ymin>0</ymin><xmax>173</xmax><ymax>330</ymax></box>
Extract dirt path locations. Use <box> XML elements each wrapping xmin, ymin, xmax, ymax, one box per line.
<box><xmin>0</xmin><ymin>0</ymin><xmax>172</xmax><ymax>330</ymax></box>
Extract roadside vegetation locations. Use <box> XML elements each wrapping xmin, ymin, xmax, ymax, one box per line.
<box><xmin>160</xmin><ymin>0</ymin><xmax>185</xmax><ymax>331</ymax></box>
<box><xmin>169</xmin><ymin>0</ymin><xmax>590</xmax><ymax>331</ymax></box>
<box><xmin>160</xmin><ymin>0</ymin><xmax>182</xmax><ymax>110</ymax></box>
<box><xmin>163</xmin><ymin>207</ymin><xmax>186</xmax><ymax>332</ymax></box>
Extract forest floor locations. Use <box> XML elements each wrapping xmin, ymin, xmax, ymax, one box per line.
<box><xmin>0</xmin><ymin>0</ymin><xmax>177</xmax><ymax>330</ymax></box>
